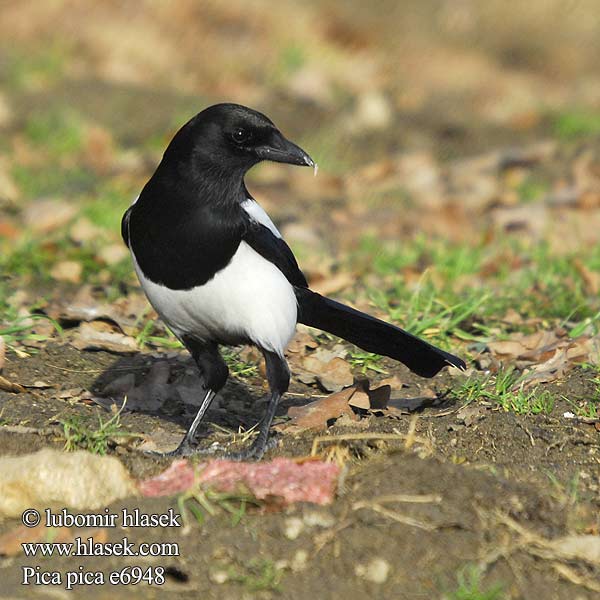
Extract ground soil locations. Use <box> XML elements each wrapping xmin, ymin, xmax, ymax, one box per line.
<box><xmin>0</xmin><ymin>344</ymin><xmax>598</xmax><ymax>599</ymax></box>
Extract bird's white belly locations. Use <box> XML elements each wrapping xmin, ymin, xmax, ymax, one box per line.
<box><xmin>132</xmin><ymin>241</ymin><xmax>297</xmax><ymax>356</ymax></box>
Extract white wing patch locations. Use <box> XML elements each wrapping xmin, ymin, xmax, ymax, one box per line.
<box><xmin>241</xmin><ymin>199</ymin><xmax>282</xmax><ymax>238</ymax></box>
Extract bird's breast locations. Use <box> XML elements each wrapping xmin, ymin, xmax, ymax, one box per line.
<box><xmin>132</xmin><ymin>241</ymin><xmax>297</xmax><ymax>355</ymax></box>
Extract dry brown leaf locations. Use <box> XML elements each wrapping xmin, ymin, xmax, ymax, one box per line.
<box><xmin>136</xmin><ymin>429</ymin><xmax>187</xmax><ymax>454</ymax></box>
<box><xmin>348</xmin><ymin>390</ymin><xmax>370</xmax><ymax>410</ymax></box>
<box><xmin>69</xmin><ymin>217</ymin><xmax>104</xmax><ymax>244</ymax></box>
<box><xmin>546</xmin><ymin>535</ymin><xmax>600</xmax><ymax>565</ymax></box>
<box><xmin>0</xmin><ymin>336</ymin><xmax>5</xmax><ymax>371</ymax></box>
<box><xmin>573</xmin><ymin>258</ymin><xmax>600</xmax><ymax>295</ymax></box>
<box><xmin>379</xmin><ymin>375</ymin><xmax>403</xmax><ymax>389</ymax></box>
<box><xmin>23</xmin><ymin>199</ymin><xmax>77</xmax><ymax>233</ymax></box>
<box><xmin>286</xmin><ymin>330</ymin><xmax>318</xmax><ymax>354</ymax></box>
<box><xmin>0</xmin><ymin>525</ymin><xmax>106</xmax><ymax>557</ymax></box>
<box><xmin>0</xmin><ymin>525</ymin><xmax>68</xmax><ymax>556</ymax></box>
<box><xmin>0</xmin><ymin>375</ymin><xmax>25</xmax><ymax>393</ymax></box>
<box><xmin>348</xmin><ymin>382</ymin><xmax>391</xmax><ymax>411</ymax></box>
<box><xmin>300</xmin><ymin>348</ymin><xmax>354</xmax><ymax>392</ymax></box>
<box><xmin>71</xmin><ymin>321</ymin><xmax>138</xmax><ymax>353</ymax></box>
<box><xmin>97</xmin><ymin>243</ymin><xmax>129</xmax><ymax>265</ymax></box>
<box><xmin>50</xmin><ymin>260</ymin><xmax>83</xmax><ymax>284</ymax></box>
<box><xmin>518</xmin><ymin>349</ymin><xmax>569</xmax><ymax>389</ymax></box>
<box><xmin>48</xmin><ymin>287</ymin><xmax>151</xmax><ymax>336</ymax></box>
<box><xmin>286</xmin><ymin>387</ymin><xmax>357</xmax><ymax>431</ymax></box>
<box><xmin>487</xmin><ymin>340</ymin><xmax>527</xmax><ymax>358</ymax></box>
<box><xmin>310</xmin><ymin>272</ymin><xmax>354</xmax><ymax>296</ymax></box>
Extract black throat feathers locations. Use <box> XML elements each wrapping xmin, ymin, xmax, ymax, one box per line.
<box><xmin>126</xmin><ymin>161</ymin><xmax>248</xmax><ymax>290</ymax></box>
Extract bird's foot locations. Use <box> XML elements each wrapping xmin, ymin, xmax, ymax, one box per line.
<box><xmin>145</xmin><ymin>440</ymin><xmax>222</xmax><ymax>458</ymax></box>
<box><xmin>222</xmin><ymin>435</ymin><xmax>279</xmax><ymax>462</ymax></box>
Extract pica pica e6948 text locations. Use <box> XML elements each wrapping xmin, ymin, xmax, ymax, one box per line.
<box><xmin>122</xmin><ymin>103</ymin><xmax>466</xmax><ymax>459</ymax></box>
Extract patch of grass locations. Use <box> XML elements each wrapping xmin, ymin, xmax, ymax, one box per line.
<box><xmin>177</xmin><ymin>486</ymin><xmax>261</xmax><ymax>531</ymax></box>
<box><xmin>562</xmin><ymin>370</ymin><xmax>600</xmax><ymax>419</ymax></box>
<box><xmin>444</xmin><ymin>565</ymin><xmax>504</xmax><ymax>600</ymax></box>
<box><xmin>352</xmin><ymin>235</ymin><xmax>600</xmax><ymax>347</ymax></box>
<box><xmin>346</xmin><ymin>349</ymin><xmax>387</xmax><ymax>374</ymax></box>
<box><xmin>552</xmin><ymin>109</ymin><xmax>600</xmax><ymax>140</ymax></box>
<box><xmin>12</xmin><ymin>163</ymin><xmax>97</xmax><ymax>198</ymax></box>
<box><xmin>0</xmin><ymin>313</ymin><xmax>62</xmax><ymax>352</ymax></box>
<box><xmin>227</xmin><ymin>558</ymin><xmax>284</xmax><ymax>592</ymax></box>
<box><xmin>84</xmin><ymin>181</ymin><xmax>138</xmax><ymax>231</ymax></box>
<box><xmin>278</xmin><ymin>43</ymin><xmax>306</xmax><ymax>75</ymax></box>
<box><xmin>135</xmin><ymin>320</ymin><xmax>182</xmax><ymax>349</ymax></box>
<box><xmin>4</xmin><ymin>44</ymin><xmax>68</xmax><ymax>89</ymax></box>
<box><xmin>221</xmin><ymin>347</ymin><xmax>259</xmax><ymax>378</ymax></box>
<box><xmin>60</xmin><ymin>404</ymin><xmax>135</xmax><ymax>455</ymax></box>
<box><xmin>456</xmin><ymin>369</ymin><xmax>554</xmax><ymax>415</ymax></box>
<box><xmin>515</xmin><ymin>176</ymin><xmax>546</xmax><ymax>203</ymax></box>
<box><xmin>24</xmin><ymin>108</ymin><xmax>85</xmax><ymax>156</ymax></box>
<box><xmin>369</xmin><ymin>278</ymin><xmax>490</xmax><ymax>348</ymax></box>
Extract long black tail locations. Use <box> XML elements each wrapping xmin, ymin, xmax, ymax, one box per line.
<box><xmin>295</xmin><ymin>287</ymin><xmax>466</xmax><ymax>378</ymax></box>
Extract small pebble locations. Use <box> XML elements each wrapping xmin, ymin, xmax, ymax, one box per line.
<box><xmin>355</xmin><ymin>557</ymin><xmax>390</xmax><ymax>584</ymax></box>
<box><xmin>209</xmin><ymin>569</ymin><xmax>229</xmax><ymax>584</ymax></box>
<box><xmin>291</xmin><ymin>549</ymin><xmax>309</xmax><ymax>572</ymax></box>
<box><xmin>303</xmin><ymin>510</ymin><xmax>335</xmax><ymax>528</ymax></box>
<box><xmin>283</xmin><ymin>516</ymin><xmax>304</xmax><ymax>540</ymax></box>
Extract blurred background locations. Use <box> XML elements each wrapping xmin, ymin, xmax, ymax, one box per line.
<box><xmin>2</xmin><ymin>0</ymin><xmax>600</xmax><ymax>350</ymax></box>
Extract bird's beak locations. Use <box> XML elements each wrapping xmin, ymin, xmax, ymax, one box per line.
<box><xmin>255</xmin><ymin>132</ymin><xmax>314</xmax><ymax>167</ymax></box>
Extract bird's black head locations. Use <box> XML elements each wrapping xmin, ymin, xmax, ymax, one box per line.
<box><xmin>164</xmin><ymin>103</ymin><xmax>314</xmax><ymax>176</ymax></box>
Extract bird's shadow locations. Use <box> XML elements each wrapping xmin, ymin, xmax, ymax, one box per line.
<box><xmin>90</xmin><ymin>352</ymin><xmax>274</xmax><ymax>440</ymax></box>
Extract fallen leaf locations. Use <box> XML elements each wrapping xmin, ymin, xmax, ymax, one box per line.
<box><xmin>0</xmin><ymin>525</ymin><xmax>64</xmax><ymax>557</ymax></box>
<box><xmin>286</xmin><ymin>387</ymin><xmax>357</xmax><ymax>430</ymax></box>
<box><xmin>23</xmin><ymin>199</ymin><xmax>77</xmax><ymax>233</ymax></box>
<box><xmin>574</xmin><ymin>259</ymin><xmax>600</xmax><ymax>295</ymax></box>
<box><xmin>487</xmin><ymin>340</ymin><xmax>528</xmax><ymax>358</ymax></box>
<box><xmin>546</xmin><ymin>535</ymin><xmax>600</xmax><ymax>565</ymax></box>
<box><xmin>69</xmin><ymin>217</ymin><xmax>104</xmax><ymax>244</ymax></box>
<box><xmin>518</xmin><ymin>348</ymin><xmax>569</xmax><ymax>389</ymax></box>
<box><xmin>310</xmin><ymin>272</ymin><xmax>354</xmax><ymax>296</ymax></box>
<box><xmin>0</xmin><ymin>336</ymin><xmax>5</xmax><ymax>371</ymax></box>
<box><xmin>50</xmin><ymin>260</ymin><xmax>83</xmax><ymax>284</ymax></box>
<box><xmin>71</xmin><ymin>321</ymin><xmax>138</xmax><ymax>353</ymax></box>
<box><xmin>348</xmin><ymin>381</ymin><xmax>391</xmax><ymax>411</ymax></box>
<box><xmin>379</xmin><ymin>375</ymin><xmax>403</xmax><ymax>389</ymax></box>
<box><xmin>97</xmin><ymin>244</ymin><xmax>129</xmax><ymax>265</ymax></box>
<box><xmin>101</xmin><ymin>373</ymin><xmax>136</xmax><ymax>397</ymax></box>
<box><xmin>286</xmin><ymin>330</ymin><xmax>318</xmax><ymax>354</ymax></box>
<box><xmin>48</xmin><ymin>286</ymin><xmax>151</xmax><ymax>335</ymax></box>
<box><xmin>136</xmin><ymin>430</ymin><xmax>189</xmax><ymax>454</ymax></box>
<box><xmin>0</xmin><ymin>375</ymin><xmax>25</xmax><ymax>393</ymax></box>
<box><xmin>300</xmin><ymin>351</ymin><xmax>354</xmax><ymax>392</ymax></box>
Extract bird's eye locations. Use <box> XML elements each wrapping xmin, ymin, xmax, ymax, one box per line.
<box><xmin>231</xmin><ymin>127</ymin><xmax>252</xmax><ymax>144</ymax></box>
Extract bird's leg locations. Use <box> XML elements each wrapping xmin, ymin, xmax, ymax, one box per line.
<box><xmin>225</xmin><ymin>350</ymin><xmax>289</xmax><ymax>461</ymax></box>
<box><xmin>147</xmin><ymin>338</ymin><xmax>228</xmax><ymax>457</ymax></box>
<box><xmin>161</xmin><ymin>388</ymin><xmax>216</xmax><ymax>456</ymax></box>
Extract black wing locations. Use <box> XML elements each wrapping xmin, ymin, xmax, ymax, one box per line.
<box><xmin>121</xmin><ymin>205</ymin><xmax>133</xmax><ymax>248</ymax></box>
<box><xmin>243</xmin><ymin>220</ymin><xmax>308</xmax><ymax>288</ymax></box>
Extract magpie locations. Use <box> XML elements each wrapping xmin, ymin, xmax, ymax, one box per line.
<box><xmin>122</xmin><ymin>103</ymin><xmax>466</xmax><ymax>459</ymax></box>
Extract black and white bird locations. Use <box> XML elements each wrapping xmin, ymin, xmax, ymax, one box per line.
<box><xmin>122</xmin><ymin>103</ymin><xmax>466</xmax><ymax>459</ymax></box>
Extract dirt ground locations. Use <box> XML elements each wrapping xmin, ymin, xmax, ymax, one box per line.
<box><xmin>0</xmin><ymin>345</ymin><xmax>599</xmax><ymax>599</ymax></box>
